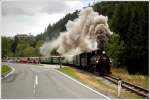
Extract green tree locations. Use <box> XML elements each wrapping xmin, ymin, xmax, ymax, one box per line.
<box><xmin>22</xmin><ymin>47</ymin><xmax>37</xmax><ymax>57</ymax></box>
<box><xmin>11</xmin><ymin>36</ymin><xmax>19</xmax><ymax>54</ymax></box>
<box><xmin>93</xmin><ymin>1</ymin><xmax>148</xmax><ymax>74</ymax></box>
<box><xmin>2</xmin><ymin>37</ymin><xmax>14</xmax><ymax>57</ymax></box>
<box><xmin>35</xmin><ymin>40</ymin><xmax>44</xmax><ymax>56</ymax></box>
<box><xmin>105</xmin><ymin>33</ymin><xmax>125</xmax><ymax>66</ymax></box>
<box><xmin>15</xmin><ymin>41</ymin><xmax>30</xmax><ymax>56</ymax></box>
<box><xmin>42</xmin><ymin>10</ymin><xmax>79</xmax><ymax>41</ymax></box>
<box><xmin>124</xmin><ymin>2</ymin><xmax>148</xmax><ymax>74</ymax></box>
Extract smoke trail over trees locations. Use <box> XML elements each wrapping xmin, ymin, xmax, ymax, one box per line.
<box><xmin>40</xmin><ymin>7</ymin><xmax>112</xmax><ymax>57</ymax></box>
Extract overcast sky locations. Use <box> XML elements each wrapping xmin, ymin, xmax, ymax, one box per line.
<box><xmin>1</xmin><ymin>0</ymin><xmax>99</xmax><ymax>37</ymax></box>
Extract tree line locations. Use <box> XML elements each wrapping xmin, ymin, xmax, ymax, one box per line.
<box><xmin>2</xmin><ymin>35</ymin><xmax>43</xmax><ymax>57</ymax></box>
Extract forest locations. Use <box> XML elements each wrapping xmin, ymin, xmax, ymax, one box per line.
<box><xmin>2</xmin><ymin>1</ymin><xmax>148</xmax><ymax>74</ymax></box>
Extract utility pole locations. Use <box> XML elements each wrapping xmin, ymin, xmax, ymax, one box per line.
<box><xmin>59</xmin><ymin>56</ymin><xmax>62</xmax><ymax>68</ymax></box>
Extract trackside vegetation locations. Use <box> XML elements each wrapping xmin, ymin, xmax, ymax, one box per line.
<box><xmin>57</xmin><ymin>66</ymin><xmax>146</xmax><ymax>99</ymax></box>
<box><xmin>57</xmin><ymin>67</ymin><xmax>79</xmax><ymax>79</ymax></box>
<box><xmin>111</xmin><ymin>67</ymin><xmax>148</xmax><ymax>89</ymax></box>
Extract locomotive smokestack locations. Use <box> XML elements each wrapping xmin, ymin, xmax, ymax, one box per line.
<box><xmin>95</xmin><ymin>24</ymin><xmax>111</xmax><ymax>52</ymax></box>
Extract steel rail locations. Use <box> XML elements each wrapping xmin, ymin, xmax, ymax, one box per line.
<box><xmin>103</xmin><ymin>74</ymin><xmax>149</xmax><ymax>98</ymax></box>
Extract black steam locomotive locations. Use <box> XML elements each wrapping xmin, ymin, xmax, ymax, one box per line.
<box><xmin>72</xmin><ymin>49</ymin><xmax>111</xmax><ymax>75</ymax></box>
<box><xmin>29</xmin><ymin>49</ymin><xmax>111</xmax><ymax>75</ymax></box>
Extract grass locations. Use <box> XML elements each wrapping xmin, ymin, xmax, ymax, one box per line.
<box><xmin>1</xmin><ymin>65</ymin><xmax>12</xmax><ymax>76</ymax></box>
<box><xmin>111</xmin><ymin>67</ymin><xmax>149</xmax><ymax>89</ymax></box>
<box><xmin>57</xmin><ymin>67</ymin><xmax>79</xmax><ymax>79</ymax></box>
<box><xmin>57</xmin><ymin>66</ymin><xmax>144</xmax><ymax>99</ymax></box>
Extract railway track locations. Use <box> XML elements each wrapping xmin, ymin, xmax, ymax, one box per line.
<box><xmin>72</xmin><ymin>67</ymin><xmax>149</xmax><ymax>98</ymax></box>
<box><xmin>103</xmin><ymin>74</ymin><xmax>149</xmax><ymax>98</ymax></box>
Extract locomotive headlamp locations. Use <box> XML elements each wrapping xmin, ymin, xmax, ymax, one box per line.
<box><xmin>102</xmin><ymin>51</ymin><xmax>106</xmax><ymax>54</ymax></box>
<box><xmin>110</xmin><ymin>60</ymin><xmax>112</xmax><ymax>63</ymax></box>
<box><xmin>110</xmin><ymin>59</ymin><xmax>112</xmax><ymax>63</ymax></box>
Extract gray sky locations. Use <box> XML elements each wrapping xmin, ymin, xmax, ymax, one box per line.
<box><xmin>1</xmin><ymin>0</ymin><xmax>96</xmax><ymax>36</ymax></box>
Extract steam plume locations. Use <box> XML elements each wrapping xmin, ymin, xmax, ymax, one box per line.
<box><xmin>40</xmin><ymin>7</ymin><xmax>112</xmax><ymax>57</ymax></box>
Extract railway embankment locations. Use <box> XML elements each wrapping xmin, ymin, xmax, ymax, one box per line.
<box><xmin>57</xmin><ymin>66</ymin><xmax>147</xmax><ymax>99</ymax></box>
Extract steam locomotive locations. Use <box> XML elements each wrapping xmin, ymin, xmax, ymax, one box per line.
<box><xmin>40</xmin><ymin>49</ymin><xmax>111</xmax><ymax>75</ymax></box>
<box><xmin>72</xmin><ymin>49</ymin><xmax>111</xmax><ymax>75</ymax></box>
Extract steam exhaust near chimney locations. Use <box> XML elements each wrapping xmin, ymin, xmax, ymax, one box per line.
<box><xmin>40</xmin><ymin>7</ymin><xmax>113</xmax><ymax>58</ymax></box>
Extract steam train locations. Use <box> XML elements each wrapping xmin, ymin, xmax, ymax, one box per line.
<box><xmin>40</xmin><ymin>49</ymin><xmax>111</xmax><ymax>75</ymax></box>
<box><xmin>72</xmin><ymin>49</ymin><xmax>111</xmax><ymax>75</ymax></box>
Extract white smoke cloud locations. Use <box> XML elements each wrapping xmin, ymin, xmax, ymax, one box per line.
<box><xmin>40</xmin><ymin>7</ymin><xmax>112</xmax><ymax>57</ymax></box>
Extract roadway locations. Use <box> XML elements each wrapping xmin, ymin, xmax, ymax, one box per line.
<box><xmin>2</xmin><ymin>62</ymin><xmax>109</xmax><ymax>99</ymax></box>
